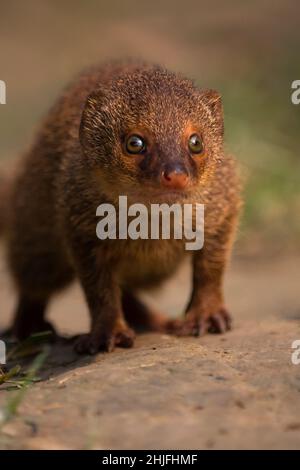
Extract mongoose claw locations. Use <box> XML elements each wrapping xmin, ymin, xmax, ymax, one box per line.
<box><xmin>173</xmin><ymin>308</ymin><xmax>232</xmax><ymax>337</ymax></box>
<box><xmin>74</xmin><ymin>327</ymin><xmax>136</xmax><ymax>355</ymax></box>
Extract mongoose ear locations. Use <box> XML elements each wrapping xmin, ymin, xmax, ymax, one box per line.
<box><xmin>200</xmin><ymin>89</ymin><xmax>223</xmax><ymax>117</ymax></box>
<box><xmin>199</xmin><ymin>89</ymin><xmax>224</xmax><ymax>136</ymax></box>
<box><xmin>79</xmin><ymin>88</ymin><xmax>108</xmax><ymax>147</ymax></box>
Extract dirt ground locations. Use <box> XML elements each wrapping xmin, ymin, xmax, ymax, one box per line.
<box><xmin>0</xmin><ymin>246</ymin><xmax>300</xmax><ymax>450</ymax></box>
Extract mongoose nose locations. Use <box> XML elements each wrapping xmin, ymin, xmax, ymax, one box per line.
<box><xmin>161</xmin><ymin>165</ymin><xmax>189</xmax><ymax>190</ymax></box>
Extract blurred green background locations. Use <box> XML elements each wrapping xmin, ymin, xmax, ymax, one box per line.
<box><xmin>0</xmin><ymin>0</ymin><xmax>299</xmax><ymax>253</ymax></box>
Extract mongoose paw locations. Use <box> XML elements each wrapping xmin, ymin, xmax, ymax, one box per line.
<box><xmin>173</xmin><ymin>308</ymin><xmax>232</xmax><ymax>337</ymax></box>
<box><xmin>74</xmin><ymin>327</ymin><xmax>136</xmax><ymax>355</ymax></box>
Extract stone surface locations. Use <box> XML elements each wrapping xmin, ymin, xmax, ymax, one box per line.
<box><xmin>1</xmin><ymin>248</ymin><xmax>300</xmax><ymax>449</ymax></box>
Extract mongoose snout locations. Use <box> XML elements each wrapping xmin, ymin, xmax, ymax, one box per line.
<box><xmin>160</xmin><ymin>163</ymin><xmax>190</xmax><ymax>190</ymax></box>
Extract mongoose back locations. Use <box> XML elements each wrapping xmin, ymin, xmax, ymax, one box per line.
<box><xmin>0</xmin><ymin>61</ymin><xmax>241</xmax><ymax>354</ymax></box>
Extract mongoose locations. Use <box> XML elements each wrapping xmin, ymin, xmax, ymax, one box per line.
<box><xmin>0</xmin><ymin>61</ymin><xmax>241</xmax><ymax>354</ymax></box>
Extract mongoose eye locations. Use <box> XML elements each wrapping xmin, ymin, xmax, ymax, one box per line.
<box><xmin>188</xmin><ymin>133</ymin><xmax>204</xmax><ymax>154</ymax></box>
<box><xmin>125</xmin><ymin>135</ymin><xmax>146</xmax><ymax>154</ymax></box>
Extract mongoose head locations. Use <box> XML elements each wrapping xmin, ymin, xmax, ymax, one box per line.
<box><xmin>80</xmin><ymin>65</ymin><xmax>224</xmax><ymax>204</ymax></box>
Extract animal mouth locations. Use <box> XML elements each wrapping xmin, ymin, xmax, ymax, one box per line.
<box><xmin>128</xmin><ymin>191</ymin><xmax>190</xmax><ymax>209</ymax></box>
<box><xmin>121</xmin><ymin>185</ymin><xmax>192</xmax><ymax>206</ymax></box>
<box><xmin>150</xmin><ymin>190</ymin><xmax>189</xmax><ymax>202</ymax></box>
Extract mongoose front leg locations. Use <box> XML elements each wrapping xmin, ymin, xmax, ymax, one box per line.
<box><xmin>176</xmin><ymin>212</ymin><xmax>237</xmax><ymax>336</ymax></box>
<box><xmin>73</xmin><ymin>246</ymin><xmax>135</xmax><ymax>354</ymax></box>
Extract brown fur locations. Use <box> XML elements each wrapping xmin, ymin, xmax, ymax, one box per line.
<box><xmin>1</xmin><ymin>61</ymin><xmax>241</xmax><ymax>353</ymax></box>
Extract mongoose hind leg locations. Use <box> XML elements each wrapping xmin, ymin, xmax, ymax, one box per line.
<box><xmin>122</xmin><ymin>292</ymin><xmax>177</xmax><ymax>333</ymax></box>
<box><xmin>11</xmin><ymin>294</ymin><xmax>56</xmax><ymax>341</ymax></box>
